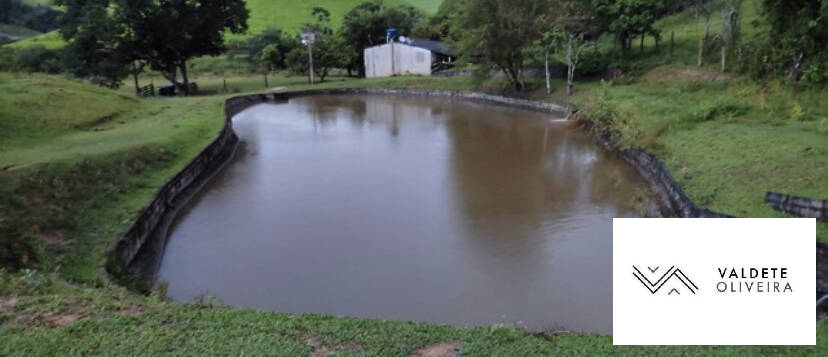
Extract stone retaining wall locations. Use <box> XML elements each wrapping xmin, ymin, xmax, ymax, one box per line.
<box><xmin>593</xmin><ymin>131</ymin><xmax>731</xmax><ymax>218</ymax></box>
<box><xmin>819</xmin><ymin>243</ymin><xmax>828</xmax><ymax>296</ymax></box>
<box><xmin>107</xmin><ymin>98</ymin><xmax>253</xmax><ymax>282</ymax></box>
<box><xmin>765</xmin><ymin>192</ymin><xmax>827</xmax><ymax>221</ymax></box>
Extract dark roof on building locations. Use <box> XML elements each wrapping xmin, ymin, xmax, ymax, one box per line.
<box><xmin>408</xmin><ymin>38</ymin><xmax>454</xmax><ymax>57</ymax></box>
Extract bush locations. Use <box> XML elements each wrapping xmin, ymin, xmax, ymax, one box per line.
<box><xmin>802</xmin><ymin>63</ymin><xmax>827</xmax><ymax>88</ymax></box>
<box><xmin>789</xmin><ymin>102</ymin><xmax>806</xmax><ymax>121</ymax></box>
<box><xmin>0</xmin><ymin>227</ymin><xmax>44</xmax><ymax>271</ymax></box>
<box><xmin>0</xmin><ymin>47</ymin><xmax>16</xmax><ymax>71</ymax></box>
<box><xmin>13</xmin><ymin>46</ymin><xmax>65</xmax><ymax>73</ymax></box>
<box><xmin>581</xmin><ymin>81</ymin><xmax>619</xmax><ymax>129</ymax></box>
<box><xmin>680</xmin><ymin>98</ymin><xmax>749</xmax><ymax>125</ymax></box>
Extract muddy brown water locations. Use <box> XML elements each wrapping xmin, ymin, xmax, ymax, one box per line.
<box><xmin>157</xmin><ymin>94</ymin><xmax>657</xmax><ymax>333</ymax></box>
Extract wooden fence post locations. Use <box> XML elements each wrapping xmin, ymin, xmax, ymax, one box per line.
<box><xmin>721</xmin><ymin>46</ymin><xmax>727</xmax><ymax>72</ymax></box>
<box><xmin>698</xmin><ymin>38</ymin><xmax>704</xmax><ymax>66</ymax></box>
<box><xmin>670</xmin><ymin>31</ymin><xmax>674</xmax><ymax>56</ymax></box>
<box><xmin>223</xmin><ymin>78</ymin><xmax>227</xmax><ymax>93</ymax></box>
<box><xmin>264</xmin><ymin>72</ymin><xmax>268</xmax><ymax>88</ymax></box>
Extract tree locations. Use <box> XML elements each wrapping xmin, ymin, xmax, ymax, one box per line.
<box><xmin>412</xmin><ymin>0</ymin><xmax>465</xmax><ymax>41</ymax></box>
<box><xmin>57</xmin><ymin>0</ymin><xmax>249</xmax><ymax>94</ymax></box>
<box><xmin>454</xmin><ymin>0</ymin><xmax>549</xmax><ymax>91</ymax></box>
<box><xmin>56</xmin><ymin>0</ymin><xmax>131</xmax><ymax>88</ymax></box>
<box><xmin>591</xmin><ymin>0</ymin><xmax>664</xmax><ymax>55</ymax></box>
<box><xmin>537</xmin><ymin>1</ymin><xmax>594</xmax><ymax>96</ymax></box>
<box><xmin>259</xmin><ymin>44</ymin><xmax>282</xmax><ymax>71</ymax></box>
<box><xmin>341</xmin><ymin>1</ymin><xmax>423</xmax><ymax>76</ymax></box>
<box><xmin>246</xmin><ymin>28</ymin><xmax>299</xmax><ymax>71</ymax></box>
<box><xmin>286</xmin><ymin>7</ymin><xmax>344</xmax><ymax>81</ymax></box>
<box><xmin>757</xmin><ymin>0</ymin><xmax>826</xmax><ymax>83</ymax></box>
<box><xmin>114</xmin><ymin>0</ymin><xmax>249</xmax><ymax>95</ymax></box>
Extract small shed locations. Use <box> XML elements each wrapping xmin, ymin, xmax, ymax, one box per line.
<box><xmin>364</xmin><ymin>42</ymin><xmax>432</xmax><ymax>78</ymax></box>
<box><xmin>363</xmin><ymin>39</ymin><xmax>455</xmax><ymax>78</ymax></box>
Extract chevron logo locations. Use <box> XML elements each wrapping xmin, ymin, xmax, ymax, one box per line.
<box><xmin>632</xmin><ymin>265</ymin><xmax>698</xmax><ymax>295</ymax></box>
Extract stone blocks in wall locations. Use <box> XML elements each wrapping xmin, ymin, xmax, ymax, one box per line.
<box><xmin>765</xmin><ymin>192</ymin><xmax>827</xmax><ymax>221</ymax></box>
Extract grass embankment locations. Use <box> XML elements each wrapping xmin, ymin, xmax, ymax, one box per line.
<box><xmin>2</xmin><ymin>72</ymin><xmax>826</xmax><ymax>355</ymax></box>
<box><xmin>0</xmin><ymin>24</ymin><xmax>41</xmax><ymax>39</ymax></box>
<box><xmin>553</xmin><ymin>0</ymin><xmax>828</xmax><ymax>241</ymax></box>
<box><xmin>564</xmin><ymin>72</ymin><xmax>828</xmax><ymax>242</ymax></box>
<box><xmin>2</xmin><ymin>269</ymin><xmax>825</xmax><ymax>356</ymax></box>
<box><xmin>0</xmin><ymin>72</ymin><xmax>226</xmax><ymax>283</ymax></box>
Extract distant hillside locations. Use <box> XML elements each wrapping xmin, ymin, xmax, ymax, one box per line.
<box><xmin>0</xmin><ymin>23</ymin><xmax>41</xmax><ymax>41</ymax></box>
<box><xmin>7</xmin><ymin>0</ymin><xmax>442</xmax><ymax>48</ymax></box>
<box><xmin>239</xmin><ymin>0</ymin><xmax>442</xmax><ymax>38</ymax></box>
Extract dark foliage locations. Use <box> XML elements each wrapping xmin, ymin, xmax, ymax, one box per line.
<box><xmin>0</xmin><ymin>0</ymin><xmax>62</xmax><ymax>33</ymax></box>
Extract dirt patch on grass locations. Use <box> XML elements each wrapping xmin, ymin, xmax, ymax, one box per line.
<box><xmin>643</xmin><ymin>67</ymin><xmax>730</xmax><ymax>84</ymax></box>
<box><xmin>116</xmin><ymin>305</ymin><xmax>145</xmax><ymax>316</ymax></box>
<box><xmin>0</xmin><ymin>297</ymin><xmax>19</xmax><ymax>315</ymax></box>
<box><xmin>74</xmin><ymin>113</ymin><xmax>120</xmax><ymax>131</ymax></box>
<box><xmin>41</xmin><ymin>314</ymin><xmax>80</xmax><ymax>327</ymax></box>
<box><xmin>303</xmin><ymin>335</ymin><xmax>362</xmax><ymax>357</ymax></box>
<box><xmin>410</xmin><ymin>341</ymin><xmax>461</xmax><ymax>357</ymax></box>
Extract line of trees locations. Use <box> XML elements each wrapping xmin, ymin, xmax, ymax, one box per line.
<box><xmin>51</xmin><ymin>0</ymin><xmax>423</xmax><ymax>91</ymax></box>
<box><xmin>7</xmin><ymin>0</ymin><xmax>823</xmax><ymax>92</ymax></box>
<box><xmin>430</xmin><ymin>0</ymin><xmax>671</xmax><ymax>92</ymax></box>
<box><xmin>427</xmin><ymin>0</ymin><xmax>825</xmax><ymax>91</ymax></box>
<box><xmin>56</xmin><ymin>0</ymin><xmax>249</xmax><ymax>94</ymax></box>
<box><xmin>248</xmin><ymin>1</ymin><xmax>423</xmax><ymax>80</ymax></box>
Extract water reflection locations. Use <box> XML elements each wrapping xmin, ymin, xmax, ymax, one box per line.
<box><xmin>157</xmin><ymin>94</ymin><xmax>654</xmax><ymax>333</ymax></box>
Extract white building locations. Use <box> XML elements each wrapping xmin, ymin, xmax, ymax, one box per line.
<box><xmin>364</xmin><ymin>42</ymin><xmax>433</xmax><ymax>78</ymax></box>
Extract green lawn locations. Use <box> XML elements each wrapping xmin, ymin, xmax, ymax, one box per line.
<box><xmin>2</xmin><ymin>269</ymin><xmax>826</xmax><ymax>356</ymax></box>
<box><xmin>0</xmin><ymin>24</ymin><xmax>41</xmax><ymax>38</ymax></box>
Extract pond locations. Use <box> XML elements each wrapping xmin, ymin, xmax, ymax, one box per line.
<box><xmin>157</xmin><ymin>94</ymin><xmax>656</xmax><ymax>333</ymax></box>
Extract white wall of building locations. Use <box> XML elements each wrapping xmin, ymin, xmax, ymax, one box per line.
<box><xmin>364</xmin><ymin>43</ymin><xmax>432</xmax><ymax>78</ymax></box>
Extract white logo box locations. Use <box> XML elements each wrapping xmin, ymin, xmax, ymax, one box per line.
<box><xmin>613</xmin><ymin>218</ymin><xmax>815</xmax><ymax>345</ymax></box>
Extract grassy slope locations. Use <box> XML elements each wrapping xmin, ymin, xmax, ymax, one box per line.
<box><xmin>559</xmin><ymin>0</ymin><xmax>828</xmax><ymax>241</ymax></box>
<box><xmin>2</xmin><ymin>270</ymin><xmax>824</xmax><ymax>356</ymax></box>
<box><xmin>0</xmin><ymin>72</ymin><xmax>226</xmax><ymax>283</ymax></box>
<box><xmin>0</xmin><ymin>24</ymin><xmax>41</xmax><ymax>38</ymax></box>
<box><xmin>6</xmin><ymin>0</ymin><xmax>441</xmax><ymax>49</ymax></box>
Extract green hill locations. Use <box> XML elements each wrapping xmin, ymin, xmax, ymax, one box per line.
<box><xmin>239</xmin><ymin>0</ymin><xmax>441</xmax><ymax>38</ymax></box>
<box><xmin>0</xmin><ymin>23</ymin><xmax>41</xmax><ymax>37</ymax></box>
<box><xmin>7</xmin><ymin>0</ymin><xmax>442</xmax><ymax>48</ymax></box>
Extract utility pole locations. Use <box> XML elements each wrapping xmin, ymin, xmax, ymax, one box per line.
<box><xmin>301</xmin><ymin>31</ymin><xmax>316</xmax><ymax>85</ymax></box>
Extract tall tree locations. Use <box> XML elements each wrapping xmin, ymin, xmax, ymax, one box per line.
<box><xmin>757</xmin><ymin>0</ymin><xmax>824</xmax><ymax>82</ymax></box>
<box><xmin>114</xmin><ymin>0</ymin><xmax>249</xmax><ymax>95</ymax></box>
<box><xmin>538</xmin><ymin>1</ymin><xmax>594</xmax><ymax>96</ymax></box>
<box><xmin>455</xmin><ymin>0</ymin><xmax>549</xmax><ymax>91</ymax></box>
<box><xmin>246</xmin><ymin>28</ymin><xmax>299</xmax><ymax>71</ymax></box>
<box><xmin>341</xmin><ymin>1</ymin><xmax>423</xmax><ymax>77</ymax></box>
<box><xmin>591</xmin><ymin>0</ymin><xmax>664</xmax><ymax>55</ymax></box>
<box><xmin>286</xmin><ymin>7</ymin><xmax>342</xmax><ymax>81</ymax></box>
<box><xmin>57</xmin><ymin>0</ymin><xmax>248</xmax><ymax>94</ymax></box>
<box><xmin>56</xmin><ymin>0</ymin><xmax>131</xmax><ymax>88</ymax></box>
